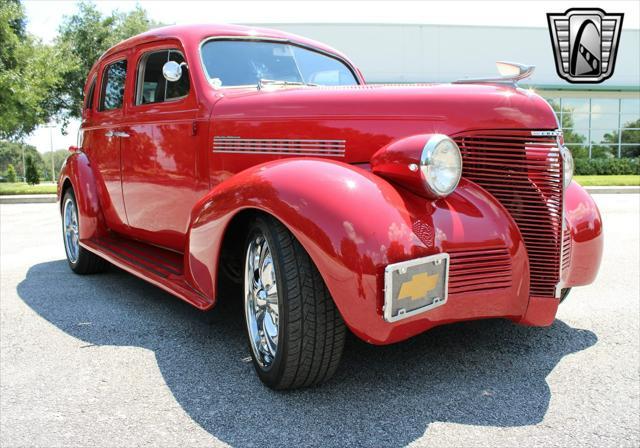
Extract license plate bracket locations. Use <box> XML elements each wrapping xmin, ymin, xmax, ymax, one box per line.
<box><xmin>383</xmin><ymin>253</ymin><xmax>450</xmax><ymax>323</ymax></box>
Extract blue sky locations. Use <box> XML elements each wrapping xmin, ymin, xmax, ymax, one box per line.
<box><xmin>23</xmin><ymin>0</ymin><xmax>640</xmax><ymax>151</ymax></box>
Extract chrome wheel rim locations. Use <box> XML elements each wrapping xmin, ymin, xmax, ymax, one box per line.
<box><xmin>63</xmin><ymin>197</ymin><xmax>80</xmax><ymax>264</ymax></box>
<box><xmin>244</xmin><ymin>233</ymin><xmax>280</xmax><ymax>368</ymax></box>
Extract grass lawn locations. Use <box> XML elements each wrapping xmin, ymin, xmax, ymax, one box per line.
<box><xmin>0</xmin><ymin>182</ymin><xmax>57</xmax><ymax>195</ymax></box>
<box><xmin>574</xmin><ymin>175</ymin><xmax>640</xmax><ymax>186</ymax></box>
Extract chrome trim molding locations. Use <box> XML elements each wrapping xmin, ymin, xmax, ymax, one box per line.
<box><xmin>420</xmin><ymin>134</ymin><xmax>463</xmax><ymax>198</ymax></box>
<box><xmin>454</xmin><ymin>61</ymin><xmax>535</xmax><ymax>87</ymax></box>
<box><xmin>213</xmin><ymin>137</ymin><xmax>346</xmax><ymax>157</ymax></box>
<box><xmin>556</xmin><ymin>134</ymin><xmax>568</xmax><ymax>298</ymax></box>
<box><xmin>532</xmin><ymin>130</ymin><xmax>563</xmax><ymax>137</ymax></box>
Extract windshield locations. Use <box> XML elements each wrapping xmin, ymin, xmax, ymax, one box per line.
<box><xmin>200</xmin><ymin>40</ymin><xmax>359</xmax><ymax>88</ymax></box>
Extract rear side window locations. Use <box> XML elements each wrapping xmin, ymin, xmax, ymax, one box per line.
<box><xmin>136</xmin><ymin>50</ymin><xmax>190</xmax><ymax>105</ymax></box>
<box><xmin>100</xmin><ymin>60</ymin><xmax>127</xmax><ymax>111</ymax></box>
<box><xmin>84</xmin><ymin>77</ymin><xmax>96</xmax><ymax>110</ymax></box>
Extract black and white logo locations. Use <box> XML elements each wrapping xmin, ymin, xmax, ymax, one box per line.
<box><xmin>547</xmin><ymin>8</ymin><xmax>624</xmax><ymax>83</ymax></box>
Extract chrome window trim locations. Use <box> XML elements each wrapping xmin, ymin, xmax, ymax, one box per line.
<box><xmin>197</xmin><ymin>36</ymin><xmax>362</xmax><ymax>89</ymax></box>
<box><xmin>84</xmin><ymin>75</ymin><xmax>97</xmax><ymax>111</ymax></box>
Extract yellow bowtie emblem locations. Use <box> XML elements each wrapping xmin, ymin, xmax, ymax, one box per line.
<box><xmin>398</xmin><ymin>272</ymin><xmax>439</xmax><ymax>300</ymax></box>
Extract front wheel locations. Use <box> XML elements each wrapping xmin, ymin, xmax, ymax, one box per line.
<box><xmin>243</xmin><ymin>216</ymin><xmax>346</xmax><ymax>389</ymax></box>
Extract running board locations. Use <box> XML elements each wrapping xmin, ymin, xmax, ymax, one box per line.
<box><xmin>81</xmin><ymin>234</ymin><xmax>212</xmax><ymax>310</ymax></box>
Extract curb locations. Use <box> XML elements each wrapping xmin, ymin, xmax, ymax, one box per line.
<box><xmin>0</xmin><ymin>186</ymin><xmax>638</xmax><ymax>204</ymax></box>
<box><xmin>584</xmin><ymin>186</ymin><xmax>640</xmax><ymax>194</ymax></box>
<box><xmin>0</xmin><ymin>194</ymin><xmax>57</xmax><ymax>204</ymax></box>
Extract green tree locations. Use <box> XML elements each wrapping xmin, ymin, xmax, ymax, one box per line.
<box><xmin>0</xmin><ymin>0</ymin><xmax>64</xmax><ymax>139</ymax></box>
<box><xmin>52</xmin><ymin>2</ymin><xmax>162</xmax><ymax>126</ymax></box>
<box><xmin>0</xmin><ymin>140</ymin><xmax>44</xmax><ymax>178</ymax></box>
<box><xmin>5</xmin><ymin>163</ymin><xmax>17</xmax><ymax>182</ymax></box>
<box><xmin>25</xmin><ymin>154</ymin><xmax>39</xmax><ymax>185</ymax></box>
<box><xmin>1</xmin><ymin>1</ymin><xmax>161</xmax><ymax>138</ymax></box>
<box><xmin>603</xmin><ymin>118</ymin><xmax>640</xmax><ymax>158</ymax></box>
<box><xmin>41</xmin><ymin>149</ymin><xmax>69</xmax><ymax>181</ymax></box>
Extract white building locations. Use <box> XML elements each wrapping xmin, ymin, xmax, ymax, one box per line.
<box><xmin>251</xmin><ymin>23</ymin><xmax>640</xmax><ymax>158</ymax></box>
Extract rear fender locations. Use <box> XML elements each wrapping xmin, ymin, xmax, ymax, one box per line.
<box><xmin>58</xmin><ymin>151</ymin><xmax>107</xmax><ymax>240</ymax></box>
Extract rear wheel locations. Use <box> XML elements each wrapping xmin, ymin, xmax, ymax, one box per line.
<box><xmin>243</xmin><ymin>216</ymin><xmax>346</xmax><ymax>389</ymax></box>
<box><xmin>62</xmin><ymin>189</ymin><xmax>108</xmax><ymax>274</ymax></box>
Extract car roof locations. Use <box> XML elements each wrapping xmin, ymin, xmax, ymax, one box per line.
<box><xmin>98</xmin><ymin>23</ymin><xmax>351</xmax><ymax>64</ymax></box>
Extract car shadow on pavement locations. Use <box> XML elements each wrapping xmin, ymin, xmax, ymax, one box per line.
<box><xmin>18</xmin><ymin>260</ymin><xmax>598</xmax><ymax>447</ymax></box>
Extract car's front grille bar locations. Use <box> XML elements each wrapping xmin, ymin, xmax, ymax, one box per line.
<box><xmin>454</xmin><ymin>130</ymin><xmax>563</xmax><ymax>298</ymax></box>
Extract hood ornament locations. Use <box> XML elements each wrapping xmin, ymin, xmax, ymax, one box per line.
<box><xmin>454</xmin><ymin>61</ymin><xmax>535</xmax><ymax>86</ymax></box>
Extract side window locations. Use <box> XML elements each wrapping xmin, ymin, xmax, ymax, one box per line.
<box><xmin>100</xmin><ymin>60</ymin><xmax>127</xmax><ymax>111</ymax></box>
<box><xmin>136</xmin><ymin>49</ymin><xmax>190</xmax><ymax>105</ymax></box>
<box><xmin>84</xmin><ymin>77</ymin><xmax>96</xmax><ymax>110</ymax></box>
<box><xmin>167</xmin><ymin>50</ymin><xmax>190</xmax><ymax>100</ymax></box>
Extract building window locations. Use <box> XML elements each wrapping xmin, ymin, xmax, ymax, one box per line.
<box><xmin>544</xmin><ymin>95</ymin><xmax>640</xmax><ymax>158</ymax></box>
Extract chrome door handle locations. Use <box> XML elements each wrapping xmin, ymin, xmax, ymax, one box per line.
<box><xmin>105</xmin><ymin>130</ymin><xmax>114</xmax><ymax>138</ymax></box>
<box><xmin>114</xmin><ymin>131</ymin><xmax>130</xmax><ymax>138</ymax></box>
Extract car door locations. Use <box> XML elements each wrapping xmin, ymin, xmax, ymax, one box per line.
<box><xmin>86</xmin><ymin>53</ymin><xmax>131</xmax><ymax>233</ymax></box>
<box><xmin>120</xmin><ymin>43</ymin><xmax>208</xmax><ymax>251</ymax></box>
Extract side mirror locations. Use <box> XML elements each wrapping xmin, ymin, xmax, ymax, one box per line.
<box><xmin>162</xmin><ymin>61</ymin><xmax>185</xmax><ymax>82</ymax></box>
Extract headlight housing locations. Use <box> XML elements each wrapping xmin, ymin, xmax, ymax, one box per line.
<box><xmin>561</xmin><ymin>145</ymin><xmax>574</xmax><ymax>188</ymax></box>
<box><xmin>420</xmin><ymin>135</ymin><xmax>463</xmax><ymax>197</ymax></box>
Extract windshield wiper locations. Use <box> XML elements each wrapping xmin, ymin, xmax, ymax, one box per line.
<box><xmin>257</xmin><ymin>79</ymin><xmax>317</xmax><ymax>90</ymax></box>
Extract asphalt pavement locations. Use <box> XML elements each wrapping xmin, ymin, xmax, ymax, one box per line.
<box><xmin>1</xmin><ymin>195</ymin><xmax>638</xmax><ymax>447</ymax></box>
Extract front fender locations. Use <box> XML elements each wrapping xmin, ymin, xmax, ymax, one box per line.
<box><xmin>186</xmin><ymin>159</ymin><xmax>529</xmax><ymax>344</ymax></box>
<box><xmin>58</xmin><ymin>151</ymin><xmax>107</xmax><ymax>240</ymax></box>
<box><xmin>186</xmin><ymin>158</ymin><xmax>419</xmax><ymax>307</ymax></box>
<box><xmin>562</xmin><ymin>181</ymin><xmax>604</xmax><ymax>287</ymax></box>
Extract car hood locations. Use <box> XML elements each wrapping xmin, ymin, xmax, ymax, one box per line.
<box><xmin>211</xmin><ymin>83</ymin><xmax>559</xmax><ymax>163</ymax></box>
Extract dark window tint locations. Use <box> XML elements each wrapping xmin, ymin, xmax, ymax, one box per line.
<box><xmin>84</xmin><ymin>78</ymin><xmax>96</xmax><ymax>110</ymax></box>
<box><xmin>136</xmin><ymin>50</ymin><xmax>189</xmax><ymax>105</ymax></box>
<box><xmin>200</xmin><ymin>40</ymin><xmax>358</xmax><ymax>87</ymax></box>
<box><xmin>100</xmin><ymin>60</ymin><xmax>127</xmax><ymax>111</ymax></box>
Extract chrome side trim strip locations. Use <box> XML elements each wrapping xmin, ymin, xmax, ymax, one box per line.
<box><xmin>213</xmin><ymin>137</ymin><xmax>346</xmax><ymax>157</ymax></box>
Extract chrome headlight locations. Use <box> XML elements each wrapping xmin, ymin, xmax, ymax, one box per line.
<box><xmin>420</xmin><ymin>135</ymin><xmax>463</xmax><ymax>197</ymax></box>
<box><xmin>561</xmin><ymin>146</ymin><xmax>574</xmax><ymax>188</ymax></box>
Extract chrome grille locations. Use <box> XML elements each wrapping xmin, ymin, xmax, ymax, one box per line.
<box><xmin>213</xmin><ymin>137</ymin><xmax>345</xmax><ymax>157</ymax></box>
<box><xmin>454</xmin><ymin>130</ymin><xmax>563</xmax><ymax>298</ymax></box>
<box><xmin>449</xmin><ymin>247</ymin><xmax>512</xmax><ymax>295</ymax></box>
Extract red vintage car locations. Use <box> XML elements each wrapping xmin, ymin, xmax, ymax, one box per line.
<box><xmin>58</xmin><ymin>24</ymin><xmax>603</xmax><ymax>389</ymax></box>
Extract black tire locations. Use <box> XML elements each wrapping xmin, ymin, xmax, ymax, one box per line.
<box><xmin>61</xmin><ymin>189</ymin><xmax>108</xmax><ymax>275</ymax></box>
<box><xmin>243</xmin><ymin>216</ymin><xmax>346</xmax><ymax>390</ymax></box>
